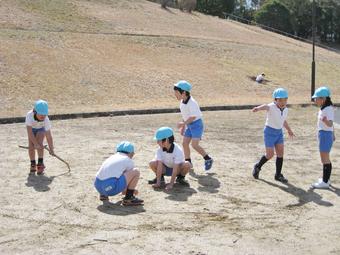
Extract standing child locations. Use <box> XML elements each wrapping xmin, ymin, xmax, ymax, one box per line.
<box><xmin>173</xmin><ymin>80</ymin><xmax>213</xmax><ymax>171</ymax></box>
<box><xmin>149</xmin><ymin>127</ymin><xmax>192</xmax><ymax>191</ymax></box>
<box><xmin>25</xmin><ymin>100</ymin><xmax>55</xmax><ymax>175</ymax></box>
<box><xmin>94</xmin><ymin>141</ymin><xmax>143</xmax><ymax>205</ymax></box>
<box><xmin>252</xmin><ymin>88</ymin><xmax>294</xmax><ymax>183</ymax></box>
<box><xmin>311</xmin><ymin>87</ymin><xmax>335</xmax><ymax>189</ymax></box>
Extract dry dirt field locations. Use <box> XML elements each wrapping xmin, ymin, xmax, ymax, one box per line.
<box><xmin>1</xmin><ymin>0</ymin><xmax>340</xmax><ymax>118</ymax></box>
<box><xmin>1</xmin><ymin>106</ymin><xmax>339</xmax><ymax>254</ymax></box>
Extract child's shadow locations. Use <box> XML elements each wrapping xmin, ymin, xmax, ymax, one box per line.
<box><xmin>260</xmin><ymin>179</ymin><xmax>333</xmax><ymax>207</ymax></box>
<box><xmin>97</xmin><ymin>201</ymin><xmax>145</xmax><ymax>216</ymax></box>
<box><xmin>164</xmin><ymin>184</ymin><xmax>197</xmax><ymax>202</ymax></box>
<box><xmin>189</xmin><ymin>170</ymin><xmax>220</xmax><ymax>193</ymax></box>
<box><xmin>25</xmin><ymin>173</ymin><xmax>55</xmax><ymax>192</ymax></box>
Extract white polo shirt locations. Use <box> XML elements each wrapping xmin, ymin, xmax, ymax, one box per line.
<box><xmin>156</xmin><ymin>143</ymin><xmax>185</xmax><ymax>168</ymax></box>
<box><xmin>96</xmin><ymin>153</ymin><xmax>134</xmax><ymax>180</ymax></box>
<box><xmin>265</xmin><ymin>102</ymin><xmax>288</xmax><ymax>129</ymax></box>
<box><xmin>318</xmin><ymin>106</ymin><xmax>334</xmax><ymax>131</ymax></box>
<box><xmin>180</xmin><ymin>97</ymin><xmax>203</xmax><ymax>122</ymax></box>
<box><xmin>25</xmin><ymin>110</ymin><xmax>51</xmax><ymax>131</ymax></box>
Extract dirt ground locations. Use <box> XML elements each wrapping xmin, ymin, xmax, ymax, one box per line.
<box><xmin>0</xmin><ymin>106</ymin><xmax>339</xmax><ymax>254</ymax></box>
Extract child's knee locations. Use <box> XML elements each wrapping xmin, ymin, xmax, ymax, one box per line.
<box><xmin>133</xmin><ymin>168</ymin><xmax>140</xmax><ymax>178</ymax></box>
<box><xmin>149</xmin><ymin>160</ymin><xmax>156</xmax><ymax>168</ymax></box>
<box><xmin>266</xmin><ymin>152</ymin><xmax>274</xmax><ymax>159</ymax></box>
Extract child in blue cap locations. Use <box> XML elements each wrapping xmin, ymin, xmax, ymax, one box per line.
<box><xmin>173</xmin><ymin>80</ymin><xmax>213</xmax><ymax>171</ymax></box>
<box><xmin>252</xmin><ymin>88</ymin><xmax>294</xmax><ymax>183</ymax></box>
<box><xmin>149</xmin><ymin>127</ymin><xmax>192</xmax><ymax>191</ymax></box>
<box><xmin>94</xmin><ymin>141</ymin><xmax>143</xmax><ymax>205</ymax></box>
<box><xmin>25</xmin><ymin>99</ymin><xmax>55</xmax><ymax>175</ymax></box>
<box><xmin>311</xmin><ymin>87</ymin><xmax>335</xmax><ymax>189</ymax></box>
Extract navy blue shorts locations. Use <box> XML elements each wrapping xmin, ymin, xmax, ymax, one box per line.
<box><xmin>184</xmin><ymin>119</ymin><xmax>204</xmax><ymax>139</ymax></box>
<box><xmin>318</xmin><ymin>130</ymin><xmax>333</xmax><ymax>153</ymax></box>
<box><xmin>163</xmin><ymin>164</ymin><xmax>174</xmax><ymax>176</ymax></box>
<box><xmin>264</xmin><ymin>126</ymin><xmax>284</xmax><ymax>148</ymax></box>
<box><xmin>94</xmin><ymin>176</ymin><xmax>127</xmax><ymax>196</ymax></box>
<box><xmin>32</xmin><ymin>127</ymin><xmax>45</xmax><ymax>136</ymax></box>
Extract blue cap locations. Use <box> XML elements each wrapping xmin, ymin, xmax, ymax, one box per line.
<box><xmin>34</xmin><ymin>100</ymin><xmax>49</xmax><ymax>115</ymax></box>
<box><xmin>116</xmin><ymin>141</ymin><xmax>134</xmax><ymax>153</ymax></box>
<box><xmin>312</xmin><ymin>86</ymin><xmax>331</xmax><ymax>99</ymax></box>
<box><xmin>154</xmin><ymin>127</ymin><xmax>174</xmax><ymax>141</ymax></box>
<box><xmin>174</xmin><ymin>80</ymin><xmax>192</xmax><ymax>92</ymax></box>
<box><xmin>272</xmin><ymin>88</ymin><xmax>288</xmax><ymax>99</ymax></box>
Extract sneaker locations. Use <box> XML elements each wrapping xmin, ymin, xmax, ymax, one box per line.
<box><xmin>312</xmin><ymin>179</ymin><xmax>330</xmax><ymax>189</ymax></box>
<box><xmin>148</xmin><ymin>175</ymin><xmax>165</xmax><ymax>185</ymax></box>
<box><xmin>99</xmin><ymin>195</ymin><xmax>109</xmax><ymax>201</ymax></box>
<box><xmin>122</xmin><ymin>196</ymin><xmax>144</xmax><ymax>206</ymax></box>
<box><xmin>252</xmin><ymin>164</ymin><xmax>261</xmax><ymax>179</ymax></box>
<box><xmin>318</xmin><ymin>178</ymin><xmax>331</xmax><ymax>185</ymax></box>
<box><xmin>30</xmin><ymin>165</ymin><xmax>36</xmax><ymax>173</ymax></box>
<box><xmin>36</xmin><ymin>163</ymin><xmax>45</xmax><ymax>175</ymax></box>
<box><xmin>204</xmin><ymin>159</ymin><xmax>213</xmax><ymax>171</ymax></box>
<box><xmin>176</xmin><ymin>175</ymin><xmax>189</xmax><ymax>186</ymax></box>
<box><xmin>275</xmin><ymin>174</ymin><xmax>288</xmax><ymax>183</ymax></box>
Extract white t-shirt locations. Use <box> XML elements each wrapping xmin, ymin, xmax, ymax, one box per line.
<box><xmin>256</xmin><ymin>74</ymin><xmax>264</xmax><ymax>83</ymax></box>
<box><xmin>25</xmin><ymin>110</ymin><xmax>51</xmax><ymax>131</ymax></box>
<box><xmin>96</xmin><ymin>153</ymin><xmax>134</xmax><ymax>180</ymax></box>
<box><xmin>318</xmin><ymin>106</ymin><xmax>334</xmax><ymax>131</ymax></box>
<box><xmin>180</xmin><ymin>97</ymin><xmax>203</xmax><ymax>122</ymax></box>
<box><xmin>265</xmin><ymin>102</ymin><xmax>288</xmax><ymax>129</ymax></box>
<box><xmin>156</xmin><ymin>143</ymin><xmax>184</xmax><ymax>168</ymax></box>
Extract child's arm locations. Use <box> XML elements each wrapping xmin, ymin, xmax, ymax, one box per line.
<box><xmin>178</xmin><ymin>116</ymin><xmax>196</xmax><ymax>128</ymax></box>
<box><xmin>26</xmin><ymin>126</ymin><xmax>41</xmax><ymax>149</ymax></box>
<box><xmin>45</xmin><ymin>130</ymin><xmax>55</xmax><ymax>155</ymax></box>
<box><xmin>252</xmin><ymin>104</ymin><xmax>269</xmax><ymax>112</ymax></box>
<box><xmin>283</xmin><ymin>121</ymin><xmax>295</xmax><ymax>138</ymax></box>
<box><xmin>165</xmin><ymin>164</ymin><xmax>179</xmax><ymax>191</ymax></box>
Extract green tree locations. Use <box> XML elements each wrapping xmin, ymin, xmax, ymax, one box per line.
<box><xmin>255</xmin><ymin>0</ymin><xmax>293</xmax><ymax>33</ymax></box>
<box><xmin>196</xmin><ymin>0</ymin><xmax>236</xmax><ymax>17</ymax></box>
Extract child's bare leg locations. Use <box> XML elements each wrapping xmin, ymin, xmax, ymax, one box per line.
<box><xmin>28</xmin><ymin>139</ymin><xmax>35</xmax><ymax>161</ymax></box>
<box><xmin>124</xmin><ymin>169</ymin><xmax>140</xmax><ymax>190</ymax></box>
<box><xmin>265</xmin><ymin>147</ymin><xmax>275</xmax><ymax>160</ymax></box>
<box><xmin>36</xmin><ymin>132</ymin><xmax>45</xmax><ymax>159</ymax></box>
<box><xmin>179</xmin><ymin>161</ymin><xmax>191</xmax><ymax>176</ymax></box>
<box><xmin>191</xmin><ymin>139</ymin><xmax>207</xmax><ymax>157</ymax></box>
<box><xmin>320</xmin><ymin>152</ymin><xmax>330</xmax><ymax>164</ymax></box>
<box><xmin>149</xmin><ymin>160</ymin><xmax>158</xmax><ymax>174</ymax></box>
<box><xmin>183</xmin><ymin>137</ymin><xmax>191</xmax><ymax>159</ymax></box>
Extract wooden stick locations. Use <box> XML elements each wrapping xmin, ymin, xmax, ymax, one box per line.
<box><xmin>18</xmin><ymin>145</ymin><xmax>71</xmax><ymax>172</ymax></box>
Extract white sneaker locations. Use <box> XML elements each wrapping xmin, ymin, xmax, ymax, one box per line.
<box><xmin>318</xmin><ymin>178</ymin><xmax>331</xmax><ymax>185</ymax></box>
<box><xmin>312</xmin><ymin>179</ymin><xmax>330</xmax><ymax>189</ymax></box>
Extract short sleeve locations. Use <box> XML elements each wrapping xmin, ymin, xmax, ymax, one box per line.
<box><xmin>44</xmin><ymin>116</ymin><xmax>51</xmax><ymax>131</ymax></box>
<box><xmin>188</xmin><ymin>100</ymin><xmax>201</xmax><ymax>117</ymax></box>
<box><xmin>127</xmin><ymin>158</ymin><xmax>135</xmax><ymax>170</ymax></box>
<box><xmin>173</xmin><ymin>147</ymin><xmax>184</xmax><ymax>165</ymax></box>
<box><xmin>25</xmin><ymin>113</ymin><xmax>33</xmax><ymax>126</ymax></box>
<box><xmin>326</xmin><ymin>107</ymin><xmax>334</xmax><ymax>121</ymax></box>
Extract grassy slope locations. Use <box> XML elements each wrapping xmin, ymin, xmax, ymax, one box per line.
<box><xmin>0</xmin><ymin>0</ymin><xmax>339</xmax><ymax>117</ymax></box>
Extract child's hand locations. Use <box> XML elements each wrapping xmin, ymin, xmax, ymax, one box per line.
<box><xmin>49</xmin><ymin>149</ymin><xmax>55</xmax><ymax>156</ymax></box>
<box><xmin>322</xmin><ymin>116</ymin><xmax>328</xmax><ymax>123</ymax></box>
<box><xmin>333</xmin><ymin>135</ymin><xmax>336</xmax><ymax>142</ymax></box>
<box><xmin>152</xmin><ymin>183</ymin><xmax>162</xmax><ymax>189</ymax></box>
<box><xmin>177</xmin><ymin>122</ymin><xmax>185</xmax><ymax>129</ymax></box>
<box><xmin>34</xmin><ymin>143</ymin><xmax>42</xmax><ymax>150</ymax></box>
<box><xmin>288</xmin><ymin>130</ymin><xmax>295</xmax><ymax>139</ymax></box>
<box><xmin>165</xmin><ymin>183</ymin><xmax>173</xmax><ymax>191</ymax></box>
<box><xmin>252</xmin><ymin>107</ymin><xmax>258</xmax><ymax>112</ymax></box>
<box><xmin>179</xmin><ymin>126</ymin><xmax>185</xmax><ymax>136</ymax></box>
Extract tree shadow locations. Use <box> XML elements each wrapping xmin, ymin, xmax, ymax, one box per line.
<box><xmin>25</xmin><ymin>173</ymin><xmax>55</xmax><ymax>192</ymax></box>
<box><xmin>189</xmin><ymin>170</ymin><xmax>220</xmax><ymax>193</ymax></box>
<box><xmin>260</xmin><ymin>179</ymin><xmax>333</xmax><ymax>207</ymax></box>
<box><xmin>97</xmin><ymin>200</ymin><xmax>145</xmax><ymax>216</ymax></box>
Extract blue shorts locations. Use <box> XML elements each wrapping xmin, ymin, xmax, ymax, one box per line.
<box><xmin>264</xmin><ymin>126</ymin><xmax>284</xmax><ymax>148</ymax></box>
<box><xmin>32</xmin><ymin>127</ymin><xmax>45</xmax><ymax>136</ymax></box>
<box><xmin>184</xmin><ymin>119</ymin><xmax>204</xmax><ymax>139</ymax></box>
<box><xmin>163</xmin><ymin>164</ymin><xmax>173</xmax><ymax>176</ymax></box>
<box><xmin>318</xmin><ymin>130</ymin><xmax>333</xmax><ymax>153</ymax></box>
<box><xmin>94</xmin><ymin>176</ymin><xmax>127</xmax><ymax>196</ymax></box>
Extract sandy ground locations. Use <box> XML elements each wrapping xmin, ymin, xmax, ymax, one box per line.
<box><xmin>0</xmin><ymin>106</ymin><xmax>339</xmax><ymax>254</ymax></box>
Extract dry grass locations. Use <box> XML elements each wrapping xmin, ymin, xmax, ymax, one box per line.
<box><xmin>0</xmin><ymin>0</ymin><xmax>340</xmax><ymax>118</ymax></box>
